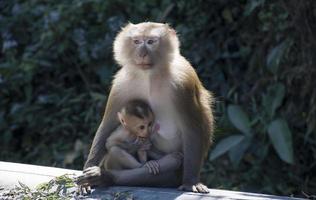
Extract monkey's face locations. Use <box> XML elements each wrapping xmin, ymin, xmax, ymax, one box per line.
<box><xmin>129</xmin><ymin>35</ymin><xmax>160</xmax><ymax>70</ymax></box>
<box><xmin>119</xmin><ymin>113</ymin><xmax>154</xmax><ymax>139</ymax></box>
<box><xmin>113</xmin><ymin>22</ymin><xmax>180</xmax><ymax>70</ymax></box>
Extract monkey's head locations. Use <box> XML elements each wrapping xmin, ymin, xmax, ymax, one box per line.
<box><xmin>117</xmin><ymin>99</ymin><xmax>154</xmax><ymax>138</ymax></box>
<box><xmin>113</xmin><ymin>22</ymin><xmax>180</xmax><ymax>70</ymax></box>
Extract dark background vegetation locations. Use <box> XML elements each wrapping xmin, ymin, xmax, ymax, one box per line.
<box><xmin>1</xmin><ymin>0</ymin><xmax>315</xmax><ymax>197</ymax></box>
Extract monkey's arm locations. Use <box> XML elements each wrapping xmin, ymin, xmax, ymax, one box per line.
<box><xmin>137</xmin><ymin>150</ymin><xmax>147</xmax><ymax>164</ymax></box>
<box><xmin>107</xmin><ymin>146</ymin><xmax>142</xmax><ymax>169</ymax></box>
<box><xmin>105</xmin><ymin>127</ymin><xmax>129</xmax><ymax>150</ymax></box>
<box><xmin>147</xmin><ymin>147</ymin><xmax>165</xmax><ymax>160</ymax></box>
<box><xmin>84</xmin><ymin>88</ymin><xmax>125</xmax><ymax>169</ymax></box>
<box><xmin>175</xmin><ymin>75</ymin><xmax>213</xmax><ymax>193</ymax></box>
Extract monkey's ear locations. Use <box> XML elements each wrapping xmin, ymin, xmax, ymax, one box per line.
<box><xmin>117</xmin><ymin>112</ymin><xmax>125</xmax><ymax>125</ymax></box>
<box><xmin>128</xmin><ymin>21</ymin><xmax>135</xmax><ymax>26</ymax></box>
<box><xmin>168</xmin><ymin>27</ymin><xmax>177</xmax><ymax>36</ymax></box>
<box><xmin>122</xmin><ymin>22</ymin><xmax>135</xmax><ymax>33</ymax></box>
<box><xmin>163</xmin><ymin>23</ymin><xmax>176</xmax><ymax>35</ymax></box>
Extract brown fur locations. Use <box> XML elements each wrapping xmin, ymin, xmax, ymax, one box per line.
<box><xmin>80</xmin><ymin>22</ymin><xmax>214</xmax><ymax>193</ymax></box>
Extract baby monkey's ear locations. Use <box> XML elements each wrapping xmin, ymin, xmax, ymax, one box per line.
<box><xmin>117</xmin><ymin>112</ymin><xmax>126</xmax><ymax>125</ymax></box>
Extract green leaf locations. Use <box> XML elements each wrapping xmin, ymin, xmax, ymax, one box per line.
<box><xmin>262</xmin><ymin>83</ymin><xmax>286</xmax><ymax>119</ymax></box>
<box><xmin>227</xmin><ymin>105</ymin><xmax>251</xmax><ymax>135</ymax></box>
<box><xmin>210</xmin><ymin>135</ymin><xmax>245</xmax><ymax>160</ymax></box>
<box><xmin>244</xmin><ymin>0</ymin><xmax>265</xmax><ymax>16</ymax></box>
<box><xmin>267</xmin><ymin>119</ymin><xmax>294</xmax><ymax>164</ymax></box>
<box><xmin>266</xmin><ymin>39</ymin><xmax>292</xmax><ymax>74</ymax></box>
<box><xmin>269</xmin><ymin>83</ymin><xmax>286</xmax><ymax>116</ymax></box>
<box><xmin>228</xmin><ymin>136</ymin><xmax>251</xmax><ymax>167</ymax></box>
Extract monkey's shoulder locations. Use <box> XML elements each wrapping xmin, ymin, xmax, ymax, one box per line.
<box><xmin>171</xmin><ymin>56</ymin><xmax>200</xmax><ymax>83</ymax></box>
<box><xmin>106</xmin><ymin>126</ymin><xmax>132</xmax><ymax>145</ymax></box>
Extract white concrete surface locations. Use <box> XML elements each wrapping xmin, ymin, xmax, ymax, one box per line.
<box><xmin>0</xmin><ymin>161</ymin><xmax>305</xmax><ymax>200</ymax></box>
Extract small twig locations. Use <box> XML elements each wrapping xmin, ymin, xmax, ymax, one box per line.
<box><xmin>157</xmin><ymin>3</ymin><xmax>175</xmax><ymax>23</ymax></box>
<box><xmin>302</xmin><ymin>191</ymin><xmax>316</xmax><ymax>200</ymax></box>
<box><xmin>74</xmin><ymin>62</ymin><xmax>93</xmax><ymax>95</ymax></box>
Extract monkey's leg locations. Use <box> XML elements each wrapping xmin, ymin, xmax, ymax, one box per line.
<box><xmin>107</xmin><ymin>146</ymin><xmax>142</xmax><ymax>169</ymax></box>
<box><xmin>110</xmin><ymin>152</ymin><xmax>182</xmax><ymax>187</ymax></box>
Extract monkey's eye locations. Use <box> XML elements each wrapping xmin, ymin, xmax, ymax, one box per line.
<box><xmin>148</xmin><ymin>122</ymin><xmax>152</xmax><ymax>127</ymax></box>
<box><xmin>147</xmin><ymin>39</ymin><xmax>156</xmax><ymax>45</ymax></box>
<box><xmin>133</xmin><ymin>39</ymin><xmax>141</xmax><ymax>44</ymax></box>
<box><xmin>139</xmin><ymin>125</ymin><xmax>145</xmax><ymax>130</ymax></box>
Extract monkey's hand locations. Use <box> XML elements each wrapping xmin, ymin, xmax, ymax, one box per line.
<box><xmin>144</xmin><ymin>160</ymin><xmax>160</xmax><ymax>175</ymax></box>
<box><xmin>178</xmin><ymin>183</ymin><xmax>209</xmax><ymax>193</ymax></box>
<box><xmin>76</xmin><ymin>166</ymin><xmax>114</xmax><ymax>187</ymax></box>
<box><xmin>139</xmin><ymin>139</ymin><xmax>152</xmax><ymax>151</ymax></box>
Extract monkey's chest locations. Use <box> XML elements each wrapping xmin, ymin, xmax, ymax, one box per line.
<box><xmin>124</xmin><ymin>76</ymin><xmax>182</xmax><ymax>153</ymax></box>
<box><xmin>148</xmin><ymin>92</ymin><xmax>182</xmax><ymax>153</ymax></box>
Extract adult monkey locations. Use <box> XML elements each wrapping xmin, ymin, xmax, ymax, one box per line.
<box><xmin>78</xmin><ymin>22</ymin><xmax>214</xmax><ymax>193</ymax></box>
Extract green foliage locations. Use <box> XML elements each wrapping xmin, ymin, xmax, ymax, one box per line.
<box><xmin>1</xmin><ymin>0</ymin><xmax>315</xmax><ymax>197</ymax></box>
<box><xmin>0</xmin><ymin>174</ymin><xmax>134</xmax><ymax>199</ymax></box>
<box><xmin>0</xmin><ymin>175</ymin><xmax>77</xmax><ymax>199</ymax></box>
<box><xmin>209</xmin><ymin>134</ymin><xmax>245</xmax><ymax>160</ymax></box>
<box><xmin>227</xmin><ymin>105</ymin><xmax>251</xmax><ymax>136</ymax></box>
<box><xmin>267</xmin><ymin>119</ymin><xmax>293</xmax><ymax>164</ymax></box>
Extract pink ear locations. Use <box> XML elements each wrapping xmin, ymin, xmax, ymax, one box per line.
<box><xmin>117</xmin><ymin>112</ymin><xmax>125</xmax><ymax>125</ymax></box>
<box><xmin>169</xmin><ymin>28</ymin><xmax>177</xmax><ymax>36</ymax></box>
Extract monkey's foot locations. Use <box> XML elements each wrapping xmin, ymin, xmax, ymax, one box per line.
<box><xmin>99</xmin><ymin>169</ymin><xmax>115</xmax><ymax>187</ymax></box>
<box><xmin>178</xmin><ymin>183</ymin><xmax>210</xmax><ymax>193</ymax></box>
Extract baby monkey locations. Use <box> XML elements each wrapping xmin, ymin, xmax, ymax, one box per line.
<box><xmin>104</xmin><ymin>99</ymin><xmax>162</xmax><ymax>174</ymax></box>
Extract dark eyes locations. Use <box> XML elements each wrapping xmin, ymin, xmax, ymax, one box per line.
<box><xmin>147</xmin><ymin>40</ymin><xmax>155</xmax><ymax>45</ymax></box>
<box><xmin>133</xmin><ymin>39</ymin><xmax>141</xmax><ymax>44</ymax></box>
<box><xmin>139</xmin><ymin>125</ymin><xmax>145</xmax><ymax>130</ymax></box>
<box><xmin>133</xmin><ymin>39</ymin><xmax>157</xmax><ymax>45</ymax></box>
<box><xmin>148</xmin><ymin>122</ymin><xmax>152</xmax><ymax>127</ymax></box>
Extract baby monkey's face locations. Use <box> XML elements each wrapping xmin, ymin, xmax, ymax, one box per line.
<box><xmin>119</xmin><ymin>113</ymin><xmax>154</xmax><ymax>139</ymax></box>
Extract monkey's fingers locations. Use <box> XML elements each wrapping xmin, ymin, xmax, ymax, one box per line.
<box><xmin>83</xmin><ymin>185</ymin><xmax>92</xmax><ymax>194</ymax></box>
<box><xmin>178</xmin><ymin>183</ymin><xmax>209</xmax><ymax>193</ymax></box>
<box><xmin>85</xmin><ymin>170</ymin><xmax>101</xmax><ymax>177</ymax></box>
<box><xmin>83</xmin><ymin>166</ymin><xmax>100</xmax><ymax>173</ymax></box>
<box><xmin>76</xmin><ymin>174</ymin><xmax>98</xmax><ymax>185</ymax></box>
<box><xmin>78</xmin><ymin>185</ymin><xmax>91</xmax><ymax>195</ymax></box>
<box><xmin>145</xmin><ymin>162</ymin><xmax>155</xmax><ymax>174</ymax></box>
<box><xmin>151</xmin><ymin>161</ymin><xmax>160</xmax><ymax>174</ymax></box>
<box><xmin>145</xmin><ymin>161</ymin><xmax>159</xmax><ymax>175</ymax></box>
<box><xmin>145</xmin><ymin>163</ymin><xmax>152</xmax><ymax>174</ymax></box>
<box><xmin>76</xmin><ymin>172</ymin><xmax>99</xmax><ymax>185</ymax></box>
<box><xmin>195</xmin><ymin>183</ymin><xmax>209</xmax><ymax>193</ymax></box>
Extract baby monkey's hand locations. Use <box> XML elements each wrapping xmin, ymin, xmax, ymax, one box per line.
<box><xmin>138</xmin><ymin>138</ymin><xmax>152</xmax><ymax>151</ymax></box>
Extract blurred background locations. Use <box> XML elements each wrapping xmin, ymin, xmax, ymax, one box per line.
<box><xmin>0</xmin><ymin>0</ymin><xmax>315</xmax><ymax>197</ymax></box>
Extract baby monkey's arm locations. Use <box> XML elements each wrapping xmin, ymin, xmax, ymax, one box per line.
<box><xmin>137</xmin><ymin>150</ymin><xmax>147</xmax><ymax>164</ymax></box>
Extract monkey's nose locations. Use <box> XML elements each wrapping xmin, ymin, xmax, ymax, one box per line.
<box><xmin>139</xmin><ymin>47</ymin><xmax>148</xmax><ymax>58</ymax></box>
<box><xmin>139</xmin><ymin>52</ymin><xmax>147</xmax><ymax>58</ymax></box>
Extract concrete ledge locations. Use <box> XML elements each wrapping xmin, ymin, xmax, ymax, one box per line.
<box><xmin>0</xmin><ymin>161</ymin><xmax>81</xmax><ymax>189</ymax></box>
<box><xmin>0</xmin><ymin>161</ymin><xmax>304</xmax><ymax>200</ymax></box>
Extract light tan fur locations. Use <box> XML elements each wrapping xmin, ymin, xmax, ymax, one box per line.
<box><xmin>78</xmin><ymin>22</ymin><xmax>214</xmax><ymax>193</ymax></box>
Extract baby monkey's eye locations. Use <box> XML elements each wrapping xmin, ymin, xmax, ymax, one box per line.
<box><xmin>148</xmin><ymin>122</ymin><xmax>152</xmax><ymax>127</ymax></box>
<box><xmin>139</xmin><ymin>125</ymin><xmax>145</xmax><ymax>130</ymax></box>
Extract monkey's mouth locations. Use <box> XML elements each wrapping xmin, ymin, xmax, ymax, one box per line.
<box><xmin>137</xmin><ymin>63</ymin><xmax>153</xmax><ymax>69</ymax></box>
